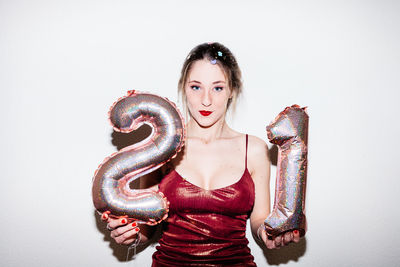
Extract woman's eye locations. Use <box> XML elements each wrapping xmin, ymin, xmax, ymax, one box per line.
<box><xmin>214</xmin><ymin>86</ymin><xmax>224</xmax><ymax>92</ymax></box>
<box><xmin>191</xmin><ymin>85</ymin><xmax>200</xmax><ymax>91</ymax></box>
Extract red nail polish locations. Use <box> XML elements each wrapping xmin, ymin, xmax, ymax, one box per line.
<box><xmin>132</xmin><ymin>222</ymin><xmax>137</xmax><ymax>227</ymax></box>
<box><xmin>134</xmin><ymin>227</ymin><xmax>140</xmax><ymax>232</ymax></box>
<box><xmin>121</xmin><ymin>219</ymin><xmax>127</xmax><ymax>224</ymax></box>
<box><xmin>294</xmin><ymin>230</ymin><xmax>299</xmax><ymax>234</ymax></box>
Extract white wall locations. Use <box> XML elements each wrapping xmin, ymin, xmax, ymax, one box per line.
<box><xmin>1</xmin><ymin>0</ymin><xmax>399</xmax><ymax>266</ymax></box>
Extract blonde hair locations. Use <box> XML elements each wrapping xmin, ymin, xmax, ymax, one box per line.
<box><xmin>177</xmin><ymin>42</ymin><xmax>243</xmax><ymax>118</ymax></box>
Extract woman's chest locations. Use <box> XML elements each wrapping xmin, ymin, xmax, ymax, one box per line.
<box><xmin>173</xmin><ymin>141</ymin><xmax>247</xmax><ymax>191</ymax></box>
<box><xmin>159</xmin><ymin>170</ymin><xmax>255</xmax><ymax>215</ymax></box>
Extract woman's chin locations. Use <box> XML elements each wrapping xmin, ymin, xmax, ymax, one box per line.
<box><xmin>191</xmin><ymin>116</ymin><xmax>222</xmax><ymax>129</ymax></box>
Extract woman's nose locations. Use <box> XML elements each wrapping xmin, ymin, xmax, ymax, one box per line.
<box><xmin>201</xmin><ymin>90</ymin><xmax>211</xmax><ymax>107</ymax></box>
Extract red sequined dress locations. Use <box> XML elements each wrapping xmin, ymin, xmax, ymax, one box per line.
<box><xmin>152</xmin><ymin>135</ymin><xmax>256</xmax><ymax>266</ymax></box>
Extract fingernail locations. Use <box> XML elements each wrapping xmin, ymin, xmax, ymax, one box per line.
<box><xmin>102</xmin><ymin>213</ymin><xmax>107</xmax><ymax>220</ymax></box>
<box><xmin>134</xmin><ymin>227</ymin><xmax>140</xmax><ymax>232</ymax></box>
<box><xmin>121</xmin><ymin>219</ymin><xmax>127</xmax><ymax>224</ymax></box>
<box><xmin>294</xmin><ymin>230</ymin><xmax>299</xmax><ymax>234</ymax></box>
<box><xmin>132</xmin><ymin>222</ymin><xmax>137</xmax><ymax>227</ymax></box>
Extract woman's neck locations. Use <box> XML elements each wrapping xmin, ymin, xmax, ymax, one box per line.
<box><xmin>186</xmin><ymin>117</ymin><xmax>231</xmax><ymax>144</ymax></box>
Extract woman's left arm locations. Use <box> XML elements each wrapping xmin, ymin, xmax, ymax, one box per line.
<box><xmin>248</xmin><ymin>135</ymin><xmax>300</xmax><ymax>249</ymax></box>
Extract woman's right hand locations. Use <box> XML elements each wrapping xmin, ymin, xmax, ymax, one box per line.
<box><xmin>101</xmin><ymin>211</ymin><xmax>140</xmax><ymax>245</ymax></box>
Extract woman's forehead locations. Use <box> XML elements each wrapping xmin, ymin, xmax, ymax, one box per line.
<box><xmin>188</xmin><ymin>59</ymin><xmax>227</xmax><ymax>83</ymax></box>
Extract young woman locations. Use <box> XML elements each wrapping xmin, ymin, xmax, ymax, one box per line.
<box><xmin>101</xmin><ymin>42</ymin><xmax>300</xmax><ymax>266</ymax></box>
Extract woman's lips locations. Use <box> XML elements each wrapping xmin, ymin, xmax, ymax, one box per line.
<box><xmin>199</xmin><ymin>110</ymin><xmax>213</xmax><ymax>116</ymax></box>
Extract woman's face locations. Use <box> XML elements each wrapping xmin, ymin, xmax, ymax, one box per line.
<box><xmin>185</xmin><ymin>59</ymin><xmax>232</xmax><ymax>128</ymax></box>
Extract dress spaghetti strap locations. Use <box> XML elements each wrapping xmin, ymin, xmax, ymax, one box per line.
<box><xmin>245</xmin><ymin>134</ymin><xmax>248</xmax><ymax>169</ymax></box>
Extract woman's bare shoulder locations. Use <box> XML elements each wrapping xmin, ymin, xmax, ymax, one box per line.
<box><xmin>244</xmin><ymin>134</ymin><xmax>270</xmax><ymax>180</ymax></box>
<box><xmin>248</xmin><ymin>134</ymin><xmax>268</xmax><ymax>151</ymax></box>
<box><xmin>246</xmin><ymin>134</ymin><xmax>269</xmax><ymax>163</ymax></box>
<box><xmin>226</xmin><ymin>130</ymin><xmax>268</xmax><ymax>152</ymax></box>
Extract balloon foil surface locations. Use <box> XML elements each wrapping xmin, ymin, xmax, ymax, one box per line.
<box><xmin>264</xmin><ymin>105</ymin><xmax>308</xmax><ymax>237</ymax></box>
<box><xmin>92</xmin><ymin>91</ymin><xmax>185</xmax><ymax>223</ymax></box>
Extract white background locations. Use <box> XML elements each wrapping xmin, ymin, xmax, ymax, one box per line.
<box><xmin>1</xmin><ymin>0</ymin><xmax>400</xmax><ymax>266</ymax></box>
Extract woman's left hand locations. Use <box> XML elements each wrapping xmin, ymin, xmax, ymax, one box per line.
<box><xmin>260</xmin><ymin>228</ymin><xmax>301</xmax><ymax>249</ymax></box>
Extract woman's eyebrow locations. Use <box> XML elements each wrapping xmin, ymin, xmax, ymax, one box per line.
<box><xmin>213</xmin><ymin>80</ymin><xmax>226</xmax><ymax>84</ymax></box>
<box><xmin>188</xmin><ymin>80</ymin><xmax>226</xmax><ymax>84</ymax></box>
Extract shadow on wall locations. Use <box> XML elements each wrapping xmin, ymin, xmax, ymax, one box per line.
<box><xmin>268</xmin><ymin>144</ymin><xmax>278</xmax><ymax>166</ymax></box>
<box><xmin>111</xmin><ymin>123</ymin><xmax>153</xmax><ymax>150</ymax></box>
<box><xmin>262</xmin><ymin>238</ymin><xmax>307</xmax><ymax>265</ymax></box>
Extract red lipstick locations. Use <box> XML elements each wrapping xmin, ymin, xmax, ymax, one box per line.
<box><xmin>199</xmin><ymin>110</ymin><xmax>212</xmax><ymax>116</ymax></box>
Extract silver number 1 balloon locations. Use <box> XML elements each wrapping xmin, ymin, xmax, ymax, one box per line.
<box><xmin>264</xmin><ymin>105</ymin><xmax>308</xmax><ymax>237</ymax></box>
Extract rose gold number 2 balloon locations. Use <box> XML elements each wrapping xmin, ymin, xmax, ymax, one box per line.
<box><xmin>92</xmin><ymin>90</ymin><xmax>185</xmax><ymax>223</ymax></box>
<box><xmin>264</xmin><ymin>105</ymin><xmax>308</xmax><ymax>237</ymax></box>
